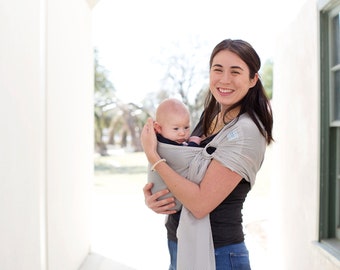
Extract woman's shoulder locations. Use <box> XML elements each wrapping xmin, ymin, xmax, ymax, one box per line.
<box><xmin>221</xmin><ymin>113</ymin><xmax>264</xmax><ymax>142</ymax></box>
<box><xmin>238</xmin><ymin>112</ymin><xmax>254</xmax><ymax>124</ymax></box>
<box><xmin>237</xmin><ymin>113</ymin><xmax>262</xmax><ymax>132</ymax></box>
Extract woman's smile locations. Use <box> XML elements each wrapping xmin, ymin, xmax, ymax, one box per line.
<box><xmin>217</xmin><ymin>87</ymin><xmax>234</xmax><ymax>94</ymax></box>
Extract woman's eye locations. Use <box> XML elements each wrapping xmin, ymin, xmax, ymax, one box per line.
<box><xmin>231</xmin><ymin>70</ymin><xmax>240</xmax><ymax>74</ymax></box>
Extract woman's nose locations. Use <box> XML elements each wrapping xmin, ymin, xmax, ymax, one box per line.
<box><xmin>220</xmin><ymin>72</ymin><xmax>230</xmax><ymax>83</ymax></box>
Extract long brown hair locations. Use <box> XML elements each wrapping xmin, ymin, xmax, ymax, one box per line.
<box><xmin>203</xmin><ymin>39</ymin><xmax>273</xmax><ymax>144</ymax></box>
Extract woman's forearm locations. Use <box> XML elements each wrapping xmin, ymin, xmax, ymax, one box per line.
<box><xmin>153</xmin><ymin>159</ymin><xmax>243</xmax><ymax>219</ymax></box>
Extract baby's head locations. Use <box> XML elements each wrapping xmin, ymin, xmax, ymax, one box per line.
<box><xmin>154</xmin><ymin>98</ymin><xmax>191</xmax><ymax>144</ymax></box>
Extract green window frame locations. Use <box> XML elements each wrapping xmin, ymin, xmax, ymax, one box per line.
<box><xmin>319</xmin><ymin>1</ymin><xmax>340</xmax><ymax>258</ymax></box>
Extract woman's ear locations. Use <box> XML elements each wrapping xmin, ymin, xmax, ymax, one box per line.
<box><xmin>250</xmin><ymin>73</ymin><xmax>259</xmax><ymax>88</ymax></box>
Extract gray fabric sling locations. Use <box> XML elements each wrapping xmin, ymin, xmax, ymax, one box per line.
<box><xmin>148</xmin><ymin>144</ymin><xmax>202</xmax><ymax>211</ymax></box>
<box><xmin>148</xmin><ymin>113</ymin><xmax>266</xmax><ymax>270</ymax></box>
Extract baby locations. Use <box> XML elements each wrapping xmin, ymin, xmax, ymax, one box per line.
<box><xmin>153</xmin><ymin>98</ymin><xmax>201</xmax><ymax>146</ymax></box>
<box><xmin>147</xmin><ymin>98</ymin><xmax>201</xmax><ymax>210</ymax></box>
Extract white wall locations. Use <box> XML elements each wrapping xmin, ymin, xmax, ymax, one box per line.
<box><xmin>0</xmin><ymin>1</ymin><xmax>47</xmax><ymax>269</ymax></box>
<box><xmin>46</xmin><ymin>1</ymin><xmax>93</xmax><ymax>269</ymax></box>
<box><xmin>270</xmin><ymin>0</ymin><xmax>339</xmax><ymax>269</ymax></box>
<box><xmin>0</xmin><ymin>0</ymin><xmax>94</xmax><ymax>269</ymax></box>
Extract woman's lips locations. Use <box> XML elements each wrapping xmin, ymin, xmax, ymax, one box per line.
<box><xmin>217</xmin><ymin>87</ymin><xmax>234</xmax><ymax>95</ymax></box>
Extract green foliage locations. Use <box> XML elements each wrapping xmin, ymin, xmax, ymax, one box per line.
<box><xmin>260</xmin><ymin>59</ymin><xmax>273</xmax><ymax>100</ymax></box>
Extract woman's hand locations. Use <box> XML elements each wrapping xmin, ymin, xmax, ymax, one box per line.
<box><xmin>141</xmin><ymin>118</ymin><xmax>175</xmax><ymax>214</ymax></box>
<box><xmin>140</xmin><ymin>117</ymin><xmax>159</xmax><ymax>163</ymax></box>
<box><xmin>143</xmin><ymin>183</ymin><xmax>177</xmax><ymax>215</ymax></box>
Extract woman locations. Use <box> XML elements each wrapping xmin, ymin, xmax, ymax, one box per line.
<box><xmin>141</xmin><ymin>39</ymin><xmax>273</xmax><ymax>270</ymax></box>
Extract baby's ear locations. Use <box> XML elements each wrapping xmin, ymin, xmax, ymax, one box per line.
<box><xmin>153</xmin><ymin>121</ymin><xmax>161</xmax><ymax>133</ymax></box>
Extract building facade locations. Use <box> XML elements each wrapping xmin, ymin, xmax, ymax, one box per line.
<box><xmin>270</xmin><ymin>0</ymin><xmax>340</xmax><ymax>269</ymax></box>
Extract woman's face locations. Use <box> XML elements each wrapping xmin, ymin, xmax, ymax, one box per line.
<box><xmin>209</xmin><ymin>50</ymin><xmax>258</xmax><ymax>112</ymax></box>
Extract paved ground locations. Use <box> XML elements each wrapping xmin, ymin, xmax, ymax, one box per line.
<box><xmin>90</xmin><ymin>148</ymin><xmax>272</xmax><ymax>269</ymax></box>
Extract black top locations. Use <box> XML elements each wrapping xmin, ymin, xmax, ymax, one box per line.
<box><xmin>165</xmin><ymin>128</ymin><xmax>250</xmax><ymax>248</ymax></box>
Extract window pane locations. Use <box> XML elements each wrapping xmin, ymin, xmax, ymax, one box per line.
<box><xmin>333</xmin><ymin>70</ymin><xmax>340</xmax><ymax>121</ymax></box>
<box><xmin>333</xmin><ymin>13</ymin><xmax>340</xmax><ymax>66</ymax></box>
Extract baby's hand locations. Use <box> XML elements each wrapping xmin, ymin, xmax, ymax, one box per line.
<box><xmin>188</xmin><ymin>136</ymin><xmax>202</xmax><ymax>145</ymax></box>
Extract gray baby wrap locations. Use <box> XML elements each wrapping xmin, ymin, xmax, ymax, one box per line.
<box><xmin>148</xmin><ymin>143</ymin><xmax>202</xmax><ymax>211</ymax></box>
<box><xmin>147</xmin><ymin>113</ymin><xmax>266</xmax><ymax>270</ymax></box>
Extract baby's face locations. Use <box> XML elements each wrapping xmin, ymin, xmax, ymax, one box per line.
<box><xmin>159</xmin><ymin>114</ymin><xmax>191</xmax><ymax>144</ymax></box>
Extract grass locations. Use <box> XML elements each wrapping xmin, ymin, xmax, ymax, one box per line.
<box><xmin>93</xmin><ymin>150</ymin><xmax>149</xmax><ymax>194</ymax></box>
<box><xmin>94</xmin><ymin>150</ymin><xmax>148</xmax><ymax>175</ymax></box>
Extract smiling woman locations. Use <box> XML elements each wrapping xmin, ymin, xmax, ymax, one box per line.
<box><xmin>140</xmin><ymin>38</ymin><xmax>273</xmax><ymax>270</ymax></box>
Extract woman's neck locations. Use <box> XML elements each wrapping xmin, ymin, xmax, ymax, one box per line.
<box><xmin>220</xmin><ymin>106</ymin><xmax>240</xmax><ymax>122</ymax></box>
<box><xmin>207</xmin><ymin>107</ymin><xmax>240</xmax><ymax>136</ymax></box>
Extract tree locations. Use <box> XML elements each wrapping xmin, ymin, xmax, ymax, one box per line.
<box><xmin>94</xmin><ymin>48</ymin><xmax>117</xmax><ymax>155</ymax></box>
<box><xmin>260</xmin><ymin>59</ymin><xmax>273</xmax><ymax>100</ymax></box>
<box><xmin>106</xmin><ymin>102</ymin><xmax>149</xmax><ymax>151</ymax></box>
<box><xmin>94</xmin><ymin>48</ymin><xmax>151</xmax><ymax>153</ymax></box>
<box><xmin>153</xmin><ymin>37</ymin><xmax>209</xmax><ymax>126</ymax></box>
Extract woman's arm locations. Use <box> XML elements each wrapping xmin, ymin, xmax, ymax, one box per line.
<box><xmin>141</xmin><ymin>118</ymin><xmax>243</xmax><ymax>219</ymax></box>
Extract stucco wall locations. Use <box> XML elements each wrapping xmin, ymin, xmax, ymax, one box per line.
<box><xmin>0</xmin><ymin>0</ymin><xmax>93</xmax><ymax>269</ymax></box>
<box><xmin>270</xmin><ymin>0</ymin><xmax>339</xmax><ymax>269</ymax></box>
